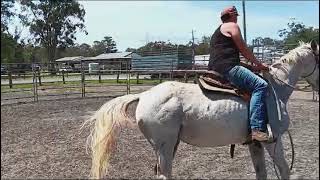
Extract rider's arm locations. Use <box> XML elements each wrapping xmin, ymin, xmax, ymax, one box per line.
<box><xmin>228</xmin><ymin>23</ymin><xmax>262</xmax><ymax>66</ymax></box>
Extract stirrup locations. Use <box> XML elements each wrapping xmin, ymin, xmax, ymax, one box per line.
<box><xmin>266</xmin><ymin>124</ymin><xmax>275</xmax><ymax>143</ymax></box>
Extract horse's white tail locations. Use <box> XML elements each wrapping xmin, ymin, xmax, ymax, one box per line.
<box><xmin>84</xmin><ymin>94</ymin><xmax>140</xmax><ymax>179</ymax></box>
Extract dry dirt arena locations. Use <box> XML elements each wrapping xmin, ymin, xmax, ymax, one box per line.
<box><xmin>1</xmin><ymin>89</ymin><xmax>319</xmax><ymax>179</ymax></box>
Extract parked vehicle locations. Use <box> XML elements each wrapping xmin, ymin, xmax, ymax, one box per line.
<box><xmin>1</xmin><ymin>66</ymin><xmax>7</xmax><ymax>74</ymax></box>
<box><xmin>59</xmin><ymin>66</ymin><xmax>73</xmax><ymax>72</ymax></box>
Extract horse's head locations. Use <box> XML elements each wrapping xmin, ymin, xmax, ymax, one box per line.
<box><xmin>301</xmin><ymin>40</ymin><xmax>319</xmax><ymax>91</ymax></box>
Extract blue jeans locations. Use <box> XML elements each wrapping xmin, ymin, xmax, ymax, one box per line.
<box><xmin>224</xmin><ymin>66</ymin><xmax>268</xmax><ymax>132</ymax></box>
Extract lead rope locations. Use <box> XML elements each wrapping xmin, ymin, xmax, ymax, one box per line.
<box><xmin>266</xmin><ymin>71</ymin><xmax>295</xmax><ymax>180</ymax></box>
<box><xmin>272</xmin><ymin>130</ymin><xmax>295</xmax><ymax>180</ymax></box>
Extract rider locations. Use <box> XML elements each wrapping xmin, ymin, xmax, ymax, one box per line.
<box><xmin>208</xmin><ymin>6</ymin><xmax>271</xmax><ymax>142</ymax></box>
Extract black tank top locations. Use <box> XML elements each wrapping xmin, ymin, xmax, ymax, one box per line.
<box><xmin>208</xmin><ymin>25</ymin><xmax>240</xmax><ymax>74</ymax></box>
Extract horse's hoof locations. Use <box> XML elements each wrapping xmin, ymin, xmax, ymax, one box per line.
<box><xmin>157</xmin><ymin>175</ymin><xmax>167</xmax><ymax>180</ymax></box>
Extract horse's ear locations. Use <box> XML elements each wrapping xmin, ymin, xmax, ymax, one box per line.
<box><xmin>310</xmin><ymin>39</ymin><xmax>318</xmax><ymax>52</ymax></box>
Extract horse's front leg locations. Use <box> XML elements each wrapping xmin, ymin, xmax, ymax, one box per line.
<box><xmin>264</xmin><ymin>137</ymin><xmax>290</xmax><ymax>180</ymax></box>
<box><xmin>249</xmin><ymin>142</ymin><xmax>267</xmax><ymax>180</ymax></box>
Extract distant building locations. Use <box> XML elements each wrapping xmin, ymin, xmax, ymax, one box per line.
<box><xmin>131</xmin><ymin>52</ymin><xmax>193</xmax><ymax>71</ymax></box>
<box><xmin>194</xmin><ymin>54</ymin><xmax>209</xmax><ymax>69</ymax></box>
<box><xmin>55</xmin><ymin>56</ymin><xmax>84</xmax><ymax>71</ymax></box>
<box><xmin>82</xmin><ymin>52</ymin><xmax>133</xmax><ymax>70</ymax></box>
<box><xmin>55</xmin><ymin>52</ymin><xmax>134</xmax><ymax>71</ymax></box>
<box><xmin>253</xmin><ymin>46</ymin><xmax>285</xmax><ymax>64</ymax></box>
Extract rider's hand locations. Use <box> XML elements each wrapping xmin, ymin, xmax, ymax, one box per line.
<box><xmin>256</xmin><ymin>63</ymin><xmax>270</xmax><ymax>71</ymax></box>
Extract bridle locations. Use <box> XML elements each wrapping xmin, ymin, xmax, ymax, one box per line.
<box><xmin>301</xmin><ymin>51</ymin><xmax>319</xmax><ymax>78</ymax></box>
<box><xmin>271</xmin><ymin>49</ymin><xmax>319</xmax><ymax>89</ymax></box>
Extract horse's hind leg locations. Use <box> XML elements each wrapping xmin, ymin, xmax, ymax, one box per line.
<box><xmin>155</xmin><ymin>139</ymin><xmax>177</xmax><ymax>179</ymax></box>
<box><xmin>264</xmin><ymin>137</ymin><xmax>290</xmax><ymax>179</ymax></box>
<box><xmin>137</xmin><ymin>96</ymin><xmax>183</xmax><ymax>179</ymax></box>
<box><xmin>137</xmin><ymin>118</ymin><xmax>181</xmax><ymax>179</ymax></box>
<box><xmin>249</xmin><ymin>142</ymin><xmax>267</xmax><ymax>179</ymax></box>
<box><xmin>139</xmin><ymin>121</ymin><xmax>181</xmax><ymax>179</ymax></box>
<box><xmin>153</xmin><ymin>134</ymin><xmax>180</xmax><ymax>178</ymax></box>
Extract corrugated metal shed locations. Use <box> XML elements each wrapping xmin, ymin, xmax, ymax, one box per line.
<box><xmin>132</xmin><ymin>53</ymin><xmax>192</xmax><ymax>70</ymax></box>
<box><xmin>55</xmin><ymin>56</ymin><xmax>84</xmax><ymax>62</ymax></box>
<box><xmin>83</xmin><ymin>52</ymin><xmax>132</xmax><ymax>61</ymax></box>
<box><xmin>194</xmin><ymin>54</ymin><xmax>209</xmax><ymax>66</ymax></box>
<box><xmin>132</xmin><ymin>54</ymin><xmax>177</xmax><ymax>70</ymax></box>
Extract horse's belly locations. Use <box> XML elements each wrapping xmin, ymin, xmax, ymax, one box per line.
<box><xmin>180</xmin><ymin>101</ymin><xmax>249</xmax><ymax>147</ymax></box>
<box><xmin>180</xmin><ymin>118</ymin><xmax>248</xmax><ymax>147</ymax></box>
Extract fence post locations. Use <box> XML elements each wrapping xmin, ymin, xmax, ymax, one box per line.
<box><xmin>38</xmin><ymin>68</ymin><xmax>42</xmax><ymax>86</ymax></box>
<box><xmin>81</xmin><ymin>61</ymin><xmax>85</xmax><ymax>97</ymax></box>
<box><xmin>136</xmin><ymin>73</ymin><xmax>139</xmax><ymax>84</ymax></box>
<box><xmin>159</xmin><ymin>73</ymin><xmax>162</xmax><ymax>83</ymax></box>
<box><xmin>194</xmin><ymin>72</ymin><xmax>199</xmax><ymax>84</ymax></box>
<box><xmin>170</xmin><ymin>58</ymin><xmax>173</xmax><ymax>80</ymax></box>
<box><xmin>8</xmin><ymin>70</ymin><xmax>13</xmax><ymax>89</ymax></box>
<box><xmin>126</xmin><ymin>61</ymin><xmax>130</xmax><ymax>94</ymax></box>
<box><xmin>32</xmin><ymin>67</ymin><xmax>38</xmax><ymax>102</ymax></box>
<box><xmin>184</xmin><ymin>72</ymin><xmax>188</xmax><ymax>83</ymax></box>
<box><xmin>98</xmin><ymin>70</ymin><xmax>101</xmax><ymax>83</ymax></box>
<box><xmin>32</xmin><ymin>68</ymin><xmax>36</xmax><ymax>102</ymax></box>
<box><xmin>62</xmin><ymin>70</ymin><xmax>65</xmax><ymax>84</ymax></box>
<box><xmin>116</xmin><ymin>71</ymin><xmax>120</xmax><ymax>83</ymax></box>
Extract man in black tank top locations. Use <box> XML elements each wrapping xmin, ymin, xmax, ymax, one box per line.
<box><xmin>208</xmin><ymin>6</ymin><xmax>272</xmax><ymax>142</ymax></box>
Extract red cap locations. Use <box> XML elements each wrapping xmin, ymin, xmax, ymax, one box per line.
<box><xmin>221</xmin><ymin>6</ymin><xmax>239</xmax><ymax>17</ymax></box>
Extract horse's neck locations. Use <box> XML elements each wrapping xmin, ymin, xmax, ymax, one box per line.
<box><xmin>270</xmin><ymin>60</ymin><xmax>302</xmax><ymax>103</ymax></box>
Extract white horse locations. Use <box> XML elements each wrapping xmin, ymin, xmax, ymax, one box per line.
<box><xmin>84</xmin><ymin>40</ymin><xmax>319</xmax><ymax>179</ymax></box>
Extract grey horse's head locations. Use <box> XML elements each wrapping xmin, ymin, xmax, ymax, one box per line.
<box><xmin>303</xmin><ymin>40</ymin><xmax>319</xmax><ymax>92</ymax></box>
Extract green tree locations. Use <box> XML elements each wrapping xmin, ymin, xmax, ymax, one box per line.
<box><xmin>102</xmin><ymin>36</ymin><xmax>118</xmax><ymax>53</ymax></box>
<box><xmin>19</xmin><ymin>0</ymin><xmax>87</xmax><ymax>72</ymax></box>
<box><xmin>1</xmin><ymin>0</ymin><xmax>16</xmax><ymax>63</ymax></box>
<box><xmin>92</xmin><ymin>40</ymin><xmax>106</xmax><ymax>56</ymax></box>
<box><xmin>1</xmin><ymin>33</ymin><xmax>16</xmax><ymax>63</ymax></box>
<box><xmin>278</xmin><ymin>20</ymin><xmax>319</xmax><ymax>49</ymax></box>
<box><xmin>125</xmin><ymin>47</ymin><xmax>137</xmax><ymax>53</ymax></box>
<box><xmin>78</xmin><ymin>43</ymin><xmax>94</xmax><ymax>56</ymax></box>
<box><xmin>135</xmin><ymin>41</ymin><xmax>178</xmax><ymax>55</ymax></box>
<box><xmin>1</xmin><ymin>0</ymin><xmax>15</xmax><ymax>33</ymax></box>
<box><xmin>195</xmin><ymin>35</ymin><xmax>210</xmax><ymax>55</ymax></box>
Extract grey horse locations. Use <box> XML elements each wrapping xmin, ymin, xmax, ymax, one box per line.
<box><xmin>84</xmin><ymin>40</ymin><xmax>319</xmax><ymax>179</ymax></box>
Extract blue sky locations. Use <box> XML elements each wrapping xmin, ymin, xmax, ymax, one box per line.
<box><xmin>10</xmin><ymin>1</ymin><xmax>319</xmax><ymax>51</ymax></box>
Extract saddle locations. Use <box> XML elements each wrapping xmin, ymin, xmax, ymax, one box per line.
<box><xmin>197</xmin><ymin>71</ymin><xmax>251</xmax><ymax>102</ymax></box>
<box><xmin>197</xmin><ymin>70</ymin><xmax>284</xmax><ymax>158</ymax></box>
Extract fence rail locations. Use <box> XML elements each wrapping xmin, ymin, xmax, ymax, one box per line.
<box><xmin>1</xmin><ymin>52</ymin><xmax>318</xmax><ymax>104</ymax></box>
<box><xmin>1</xmin><ymin>66</ymin><xmax>212</xmax><ymax>104</ymax></box>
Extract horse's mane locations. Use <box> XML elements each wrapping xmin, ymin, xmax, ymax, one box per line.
<box><xmin>277</xmin><ymin>41</ymin><xmax>313</xmax><ymax>65</ymax></box>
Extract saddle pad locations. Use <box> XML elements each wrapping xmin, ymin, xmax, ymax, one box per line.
<box><xmin>200</xmin><ymin>76</ymin><xmax>234</xmax><ymax>90</ymax></box>
<box><xmin>198</xmin><ymin>78</ymin><xmax>240</xmax><ymax>96</ymax></box>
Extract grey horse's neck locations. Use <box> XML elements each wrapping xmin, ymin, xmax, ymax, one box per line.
<box><xmin>269</xmin><ymin>59</ymin><xmax>303</xmax><ymax>103</ymax></box>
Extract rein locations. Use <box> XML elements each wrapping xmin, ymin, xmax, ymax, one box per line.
<box><xmin>273</xmin><ymin>130</ymin><xmax>295</xmax><ymax>180</ymax></box>
<box><xmin>301</xmin><ymin>52</ymin><xmax>319</xmax><ymax>78</ymax></box>
<box><xmin>270</xmin><ymin>51</ymin><xmax>319</xmax><ymax>91</ymax></box>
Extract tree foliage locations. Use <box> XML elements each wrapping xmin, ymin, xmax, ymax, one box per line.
<box><xmin>19</xmin><ymin>0</ymin><xmax>87</xmax><ymax>70</ymax></box>
<box><xmin>278</xmin><ymin>20</ymin><xmax>319</xmax><ymax>49</ymax></box>
<box><xmin>127</xmin><ymin>41</ymin><xmax>192</xmax><ymax>56</ymax></box>
<box><xmin>102</xmin><ymin>36</ymin><xmax>118</xmax><ymax>53</ymax></box>
<box><xmin>251</xmin><ymin>37</ymin><xmax>284</xmax><ymax>47</ymax></box>
<box><xmin>1</xmin><ymin>0</ymin><xmax>15</xmax><ymax>33</ymax></box>
<box><xmin>1</xmin><ymin>0</ymin><xmax>15</xmax><ymax>63</ymax></box>
<box><xmin>194</xmin><ymin>36</ymin><xmax>210</xmax><ymax>55</ymax></box>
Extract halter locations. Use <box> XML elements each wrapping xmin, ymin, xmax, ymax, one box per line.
<box><xmin>271</xmin><ymin>50</ymin><xmax>319</xmax><ymax>90</ymax></box>
<box><xmin>301</xmin><ymin>51</ymin><xmax>319</xmax><ymax>78</ymax></box>
<box><xmin>270</xmin><ymin>63</ymin><xmax>296</xmax><ymax>90</ymax></box>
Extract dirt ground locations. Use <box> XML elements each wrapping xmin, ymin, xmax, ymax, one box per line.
<box><xmin>1</xmin><ymin>88</ymin><xmax>319</xmax><ymax>179</ymax></box>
